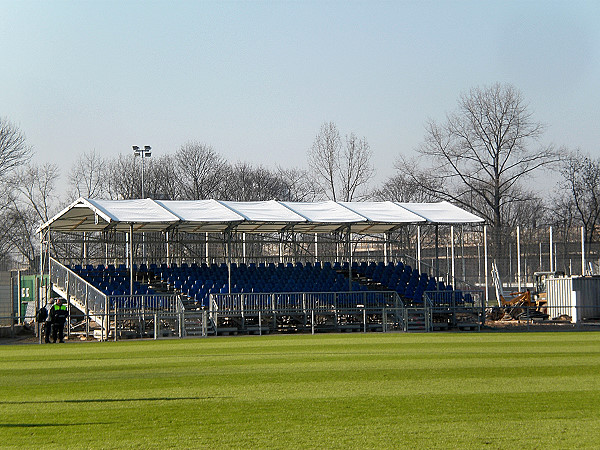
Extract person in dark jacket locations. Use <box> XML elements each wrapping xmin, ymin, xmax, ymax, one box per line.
<box><xmin>49</xmin><ymin>298</ymin><xmax>68</xmax><ymax>343</ymax></box>
<box><xmin>44</xmin><ymin>300</ymin><xmax>54</xmax><ymax>343</ymax></box>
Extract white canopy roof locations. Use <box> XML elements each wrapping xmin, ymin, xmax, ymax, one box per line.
<box><xmin>154</xmin><ymin>200</ymin><xmax>245</xmax><ymax>233</ymax></box>
<box><xmin>39</xmin><ymin>198</ymin><xmax>484</xmax><ymax>234</ymax></box>
<box><xmin>339</xmin><ymin>201</ymin><xmax>427</xmax><ymax>233</ymax></box>
<box><xmin>42</xmin><ymin>198</ymin><xmax>181</xmax><ymax>233</ymax></box>
<box><xmin>397</xmin><ymin>201</ymin><xmax>485</xmax><ymax>224</ymax></box>
<box><xmin>281</xmin><ymin>201</ymin><xmax>367</xmax><ymax>233</ymax></box>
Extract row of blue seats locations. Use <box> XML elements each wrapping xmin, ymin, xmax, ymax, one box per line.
<box><xmin>158</xmin><ymin>264</ymin><xmax>369</xmax><ymax>307</ymax></box>
<box><xmin>72</xmin><ymin>266</ymin><xmax>156</xmax><ymax>296</ymax></box>
<box><xmin>71</xmin><ymin>260</ymin><xmax>463</xmax><ymax>307</ymax></box>
<box><xmin>353</xmin><ymin>261</ymin><xmax>469</xmax><ymax>304</ymax></box>
<box><xmin>73</xmin><ymin>260</ymin><xmax>392</xmax><ymax>273</ymax></box>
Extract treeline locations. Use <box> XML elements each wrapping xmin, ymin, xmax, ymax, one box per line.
<box><xmin>1</xmin><ymin>82</ymin><xmax>600</xmax><ymax>274</ymax></box>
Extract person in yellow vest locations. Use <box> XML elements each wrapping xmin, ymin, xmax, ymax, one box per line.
<box><xmin>49</xmin><ymin>298</ymin><xmax>68</xmax><ymax>343</ymax></box>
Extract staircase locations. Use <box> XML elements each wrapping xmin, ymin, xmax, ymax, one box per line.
<box><xmin>404</xmin><ymin>308</ymin><xmax>430</xmax><ymax>332</ymax></box>
<box><xmin>182</xmin><ymin>309</ymin><xmax>216</xmax><ymax>336</ymax></box>
<box><xmin>49</xmin><ymin>259</ymin><xmax>107</xmax><ymax>329</ymax></box>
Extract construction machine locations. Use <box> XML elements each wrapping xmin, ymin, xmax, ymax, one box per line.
<box><xmin>488</xmin><ymin>262</ymin><xmax>560</xmax><ymax>321</ymax></box>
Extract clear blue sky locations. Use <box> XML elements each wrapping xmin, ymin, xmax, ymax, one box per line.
<box><xmin>1</xmin><ymin>0</ymin><xmax>599</xmax><ymax>192</ymax></box>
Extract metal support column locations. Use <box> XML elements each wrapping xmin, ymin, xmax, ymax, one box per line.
<box><xmin>166</xmin><ymin>231</ymin><xmax>170</xmax><ymax>267</ymax></box>
<box><xmin>347</xmin><ymin>227</ymin><xmax>352</xmax><ymax>292</ymax></box>
<box><xmin>417</xmin><ymin>226</ymin><xmax>421</xmax><ymax>273</ymax></box>
<box><xmin>517</xmin><ymin>226</ymin><xmax>521</xmax><ymax>292</ymax></box>
<box><xmin>129</xmin><ymin>223</ymin><xmax>134</xmax><ymax>296</ymax></box>
<box><xmin>227</xmin><ymin>232</ymin><xmax>232</xmax><ymax>294</ymax></box>
<box><xmin>549</xmin><ymin>226</ymin><xmax>554</xmax><ymax>272</ymax></box>
<box><xmin>581</xmin><ymin>226</ymin><xmax>586</xmax><ymax>275</ymax></box>
<box><xmin>435</xmin><ymin>224</ymin><xmax>439</xmax><ymax>280</ymax></box>
<box><xmin>484</xmin><ymin>225</ymin><xmax>489</xmax><ymax>306</ymax></box>
<box><xmin>451</xmin><ymin>226</ymin><xmax>455</xmax><ymax>287</ymax></box>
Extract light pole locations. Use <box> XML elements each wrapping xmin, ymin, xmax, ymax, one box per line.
<box><xmin>133</xmin><ymin>145</ymin><xmax>151</xmax><ymax>263</ymax></box>
<box><xmin>132</xmin><ymin>145</ymin><xmax>151</xmax><ymax>198</ymax></box>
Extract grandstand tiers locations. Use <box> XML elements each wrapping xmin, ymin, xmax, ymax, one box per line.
<box><xmin>44</xmin><ymin>199</ymin><xmax>485</xmax><ymax>338</ymax></box>
<box><xmin>69</xmin><ymin>260</ymin><xmax>469</xmax><ymax>309</ymax></box>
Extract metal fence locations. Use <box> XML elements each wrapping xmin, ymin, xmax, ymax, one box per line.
<box><xmin>210</xmin><ymin>290</ymin><xmax>402</xmax><ymax>315</ymax></box>
<box><xmin>424</xmin><ymin>290</ymin><xmax>485</xmax><ymax>308</ymax></box>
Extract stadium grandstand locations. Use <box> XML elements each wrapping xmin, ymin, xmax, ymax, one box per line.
<box><xmin>37</xmin><ymin>198</ymin><xmax>486</xmax><ymax>339</ymax></box>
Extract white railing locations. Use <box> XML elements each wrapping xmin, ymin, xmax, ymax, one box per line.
<box><xmin>111</xmin><ymin>294</ymin><xmax>182</xmax><ymax>314</ymax></box>
<box><xmin>50</xmin><ymin>257</ymin><xmax>182</xmax><ymax>316</ymax></box>
<box><xmin>50</xmin><ymin>257</ymin><xmax>108</xmax><ymax>316</ymax></box>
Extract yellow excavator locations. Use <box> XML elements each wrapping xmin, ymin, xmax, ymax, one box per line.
<box><xmin>488</xmin><ymin>262</ymin><xmax>556</xmax><ymax>321</ymax></box>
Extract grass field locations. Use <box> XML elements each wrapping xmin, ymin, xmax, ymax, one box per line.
<box><xmin>1</xmin><ymin>332</ymin><xmax>600</xmax><ymax>449</ymax></box>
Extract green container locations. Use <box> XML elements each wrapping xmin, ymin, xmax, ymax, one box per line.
<box><xmin>19</xmin><ymin>274</ymin><xmax>57</xmax><ymax>322</ymax></box>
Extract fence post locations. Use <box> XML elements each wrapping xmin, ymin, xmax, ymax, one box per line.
<box><xmin>311</xmin><ymin>309</ymin><xmax>315</xmax><ymax>335</ymax></box>
<box><xmin>85</xmin><ymin>285</ymin><xmax>89</xmax><ymax>340</ymax></box>
<box><xmin>363</xmin><ymin>307</ymin><xmax>367</xmax><ymax>333</ymax></box>
<box><xmin>154</xmin><ymin>312</ymin><xmax>158</xmax><ymax>340</ymax></box>
<box><xmin>10</xmin><ymin>273</ymin><xmax>15</xmax><ymax>338</ymax></box>
<box><xmin>383</xmin><ymin>307</ymin><xmax>387</xmax><ymax>333</ymax></box>
<box><xmin>179</xmin><ymin>309</ymin><xmax>184</xmax><ymax>338</ymax></box>
<box><xmin>202</xmin><ymin>310</ymin><xmax>207</xmax><ymax>337</ymax></box>
<box><xmin>104</xmin><ymin>296</ymin><xmax>109</xmax><ymax>341</ymax></box>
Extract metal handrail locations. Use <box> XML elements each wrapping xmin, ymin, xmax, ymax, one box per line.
<box><xmin>50</xmin><ymin>257</ymin><xmax>108</xmax><ymax>315</ymax></box>
<box><xmin>424</xmin><ymin>289</ymin><xmax>484</xmax><ymax>309</ymax></box>
<box><xmin>211</xmin><ymin>290</ymin><xmax>402</xmax><ymax>314</ymax></box>
<box><xmin>51</xmin><ymin>257</ymin><xmax>183</xmax><ymax>315</ymax></box>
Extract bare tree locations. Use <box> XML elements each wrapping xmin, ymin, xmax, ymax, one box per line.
<box><xmin>276</xmin><ymin>167</ymin><xmax>320</xmax><ymax>202</ymax></box>
<box><xmin>307</xmin><ymin>122</ymin><xmax>374</xmax><ymax>201</ymax></box>
<box><xmin>557</xmin><ymin>150</ymin><xmax>600</xmax><ymax>247</ymax></box>
<box><xmin>408</xmin><ymin>83</ymin><xmax>559</xmax><ymax>257</ymax></box>
<box><xmin>221</xmin><ymin>162</ymin><xmax>289</xmax><ymax>201</ymax></box>
<box><xmin>4</xmin><ymin>163</ymin><xmax>60</xmax><ymax>267</ymax></box>
<box><xmin>308</xmin><ymin>122</ymin><xmax>342</xmax><ymax>200</ymax></box>
<box><xmin>106</xmin><ymin>154</ymin><xmax>139</xmax><ymax>199</ymax></box>
<box><xmin>175</xmin><ymin>142</ymin><xmax>228</xmax><ymax>200</ymax></box>
<box><xmin>373</xmin><ymin>157</ymin><xmax>441</xmax><ymax>202</ymax></box>
<box><xmin>68</xmin><ymin>150</ymin><xmax>107</xmax><ymax>199</ymax></box>
<box><xmin>147</xmin><ymin>154</ymin><xmax>180</xmax><ymax>200</ymax></box>
<box><xmin>0</xmin><ymin>117</ymin><xmax>32</xmax><ymax>180</ymax></box>
<box><xmin>340</xmin><ymin>133</ymin><xmax>374</xmax><ymax>201</ymax></box>
<box><xmin>0</xmin><ymin>119</ymin><xmax>34</xmax><ymax>266</ymax></box>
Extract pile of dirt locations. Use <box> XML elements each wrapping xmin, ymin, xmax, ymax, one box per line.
<box><xmin>0</xmin><ymin>324</ymin><xmax>37</xmax><ymax>344</ymax></box>
<box><xmin>484</xmin><ymin>320</ymin><xmax>600</xmax><ymax>332</ymax></box>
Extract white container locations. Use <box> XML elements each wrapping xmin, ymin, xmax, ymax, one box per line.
<box><xmin>545</xmin><ymin>276</ymin><xmax>600</xmax><ymax>323</ymax></box>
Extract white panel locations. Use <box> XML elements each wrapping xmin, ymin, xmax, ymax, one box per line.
<box><xmin>397</xmin><ymin>201</ymin><xmax>484</xmax><ymax>224</ymax></box>
<box><xmin>282</xmin><ymin>201</ymin><xmax>366</xmax><ymax>223</ymax></box>
<box><xmin>219</xmin><ymin>200</ymin><xmax>306</xmax><ymax>223</ymax></box>
<box><xmin>341</xmin><ymin>201</ymin><xmax>426</xmax><ymax>223</ymax></box>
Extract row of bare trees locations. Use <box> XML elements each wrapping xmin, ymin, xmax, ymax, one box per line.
<box><xmin>65</xmin><ymin>144</ymin><xmax>321</xmax><ymax>203</ymax></box>
<box><xmin>1</xmin><ymin>82</ymin><xmax>599</xmax><ymax>273</ymax></box>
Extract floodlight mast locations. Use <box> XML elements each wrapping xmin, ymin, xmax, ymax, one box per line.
<box><xmin>133</xmin><ymin>145</ymin><xmax>151</xmax><ymax>262</ymax></box>
<box><xmin>132</xmin><ymin>145</ymin><xmax>152</xmax><ymax>198</ymax></box>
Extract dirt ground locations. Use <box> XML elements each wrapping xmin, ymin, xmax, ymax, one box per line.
<box><xmin>2</xmin><ymin>319</ymin><xmax>600</xmax><ymax>345</ymax></box>
<box><xmin>482</xmin><ymin>319</ymin><xmax>600</xmax><ymax>332</ymax></box>
<box><xmin>0</xmin><ymin>324</ymin><xmax>39</xmax><ymax>344</ymax></box>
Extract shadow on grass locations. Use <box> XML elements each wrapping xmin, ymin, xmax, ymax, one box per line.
<box><xmin>0</xmin><ymin>396</ymin><xmax>229</xmax><ymax>405</ymax></box>
<box><xmin>0</xmin><ymin>422</ymin><xmax>111</xmax><ymax>428</ymax></box>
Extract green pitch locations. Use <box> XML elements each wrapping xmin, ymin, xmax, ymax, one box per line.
<box><xmin>1</xmin><ymin>332</ymin><xmax>600</xmax><ymax>449</ymax></box>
